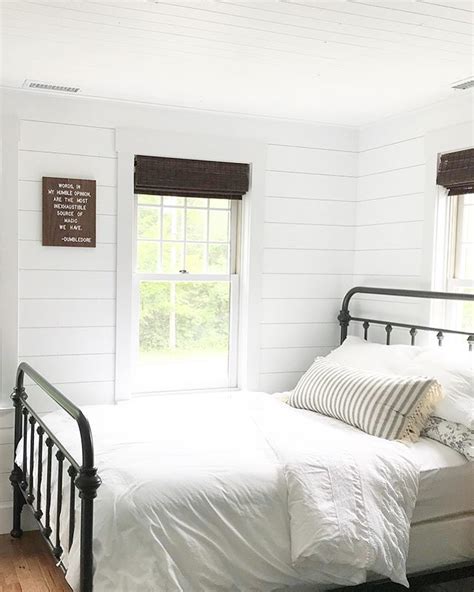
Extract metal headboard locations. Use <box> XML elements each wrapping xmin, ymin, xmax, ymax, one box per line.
<box><xmin>337</xmin><ymin>286</ymin><xmax>474</xmax><ymax>350</ymax></box>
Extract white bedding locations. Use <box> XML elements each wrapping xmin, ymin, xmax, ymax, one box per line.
<box><xmin>410</xmin><ymin>438</ymin><xmax>473</xmax><ymax>523</ymax></box>
<box><xmin>18</xmin><ymin>391</ymin><xmax>426</xmax><ymax>592</ymax></box>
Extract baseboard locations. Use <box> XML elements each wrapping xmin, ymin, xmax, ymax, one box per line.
<box><xmin>0</xmin><ymin>501</ymin><xmax>38</xmax><ymax>535</ymax></box>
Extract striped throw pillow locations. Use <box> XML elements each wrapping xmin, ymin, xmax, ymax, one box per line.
<box><xmin>288</xmin><ymin>358</ymin><xmax>443</xmax><ymax>442</ymax></box>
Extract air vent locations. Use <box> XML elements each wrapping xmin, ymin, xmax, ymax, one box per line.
<box><xmin>451</xmin><ymin>78</ymin><xmax>474</xmax><ymax>91</ymax></box>
<box><xmin>22</xmin><ymin>80</ymin><xmax>81</xmax><ymax>93</ymax></box>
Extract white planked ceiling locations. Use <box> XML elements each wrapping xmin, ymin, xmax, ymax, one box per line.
<box><xmin>1</xmin><ymin>0</ymin><xmax>473</xmax><ymax>125</ymax></box>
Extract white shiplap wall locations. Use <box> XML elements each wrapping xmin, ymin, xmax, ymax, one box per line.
<box><xmin>260</xmin><ymin>145</ymin><xmax>356</xmax><ymax>391</ymax></box>
<box><xmin>0</xmin><ymin>89</ymin><xmax>358</xmax><ymax>531</ymax></box>
<box><xmin>353</xmin><ymin>93</ymin><xmax>474</xmax><ymax>344</ymax></box>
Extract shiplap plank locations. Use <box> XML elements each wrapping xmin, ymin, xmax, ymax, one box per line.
<box><xmin>20</xmin><ymin>120</ymin><xmax>116</xmax><ymax>157</ymax></box>
<box><xmin>356</xmin><ymin>194</ymin><xmax>424</xmax><ymax>225</ymax></box>
<box><xmin>20</xmin><ymin>270</ymin><xmax>116</xmax><ymax>299</ymax></box>
<box><xmin>19</xmin><ymin>241</ymin><xmax>116</xmax><ymax>272</ymax></box>
<box><xmin>359</xmin><ymin>95</ymin><xmax>473</xmax><ymax>151</ymax></box>
<box><xmin>352</xmin><ymin>275</ymin><xmax>423</xmax><ymax>290</ymax></box>
<box><xmin>19</xmin><ymin>210</ymin><xmax>116</xmax><ymax>244</ymax></box>
<box><xmin>262</xmin><ymin>298</ymin><xmax>339</xmax><ymax>324</ymax></box>
<box><xmin>262</xmin><ymin>274</ymin><xmax>353</xmax><ymax>299</ymax></box>
<box><xmin>266</xmin><ymin>171</ymin><xmax>357</xmax><ymax>200</ymax></box>
<box><xmin>0</xmin><ymin>475</ymin><xmax>12</xmax><ymax>504</ymax></box>
<box><xmin>265</xmin><ymin>197</ymin><xmax>355</xmax><ymax>225</ymax></box>
<box><xmin>261</xmin><ymin>322</ymin><xmax>339</xmax><ymax>348</ymax></box>
<box><xmin>267</xmin><ymin>145</ymin><xmax>357</xmax><ymax>176</ymax></box>
<box><xmin>24</xmin><ymin>381</ymin><xmax>115</xmax><ymax>413</ymax></box>
<box><xmin>264</xmin><ymin>249</ymin><xmax>353</xmax><ymax>274</ymax></box>
<box><xmin>358</xmin><ymin>137</ymin><xmax>425</xmax><ymax>176</ymax></box>
<box><xmin>0</xmin><ymin>445</ymin><xmax>13</xmax><ymax>473</ymax></box>
<box><xmin>0</xmin><ymin>412</ymin><xmax>13</xmax><ymax>430</ymax></box>
<box><xmin>351</xmin><ymin>298</ymin><xmax>426</xmax><ymax>326</ymax></box>
<box><xmin>19</xmin><ymin>151</ymin><xmax>117</xmax><ymax>186</ymax></box>
<box><xmin>0</xmin><ymin>429</ymin><xmax>12</xmax><ymax>446</ymax></box>
<box><xmin>21</xmin><ymin>354</ymin><xmax>115</xmax><ymax>384</ymax></box>
<box><xmin>259</xmin><ymin>372</ymin><xmax>303</xmax><ymax>393</ymax></box>
<box><xmin>355</xmin><ymin>221</ymin><xmax>423</xmax><ymax>250</ymax></box>
<box><xmin>354</xmin><ymin>249</ymin><xmax>421</xmax><ymax>276</ymax></box>
<box><xmin>358</xmin><ymin>165</ymin><xmax>425</xmax><ymax>200</ymax></box>
<box><xmin>264</xmin><ymin>223</ymin><xmax>354</xmax><ymax>250</ymax></box>
<box><xmin>19</xmin><ymin>327</ymin><xmax>115</xmax><ymax>356</ymax></box>
<box><xmin>20</xmin><ymin>299</ymin><xmax>115</xmax><ymax>328</ymax></box>
<box><xmin>260</xmin><ymin>346</ymin><xmax>331</xmax><ymax>373</ymax></box>
<box><xmin>19</xmin><ymin>180</ymin><xmax>117</xmax><ymax>215</ymax></box>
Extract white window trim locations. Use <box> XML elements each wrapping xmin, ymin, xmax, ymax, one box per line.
<box><xmin>422</xmin><ymin>121</ymin><xmax>473</xmax><ymax>326</ymax></box>
<box><xmin>115</xmin><ymin>128</ymin><xmax>266</xmax><ymax>401</ymax></box>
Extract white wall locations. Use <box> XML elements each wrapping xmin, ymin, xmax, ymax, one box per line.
<box><xmin>352</xmin><ymin>94</ymin><xmax>474</xmax><ymax>345</ymax></box>
<box><xmin>0</xmin><ymin>88</ymin><xmax>358</xmax><ymax>531</ymax></box>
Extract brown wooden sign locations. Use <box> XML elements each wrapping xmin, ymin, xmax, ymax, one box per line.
<box><xmin>42</xmin><ymin>177</ymin><xmax>96</xmax><ymax>247</ymax></box>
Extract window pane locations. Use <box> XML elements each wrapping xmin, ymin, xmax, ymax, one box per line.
<box><xmin>163</xmin><ymin>196</ymin><xmax>185</xmax><ymax>207</ymax></box>
<box><xmin>457</xmin><ymin>245</ymin><xmax>474</xmax><ymax>280</ymax></box>
<box><xmin>138</xmin><ymin>195</ymin><xmax>161</xmax><ymax>206</ymax></box>
<box><xmin>187</xmin><ymin>197</ymin><xmax>208</xmax><ymax>208</ymax></box>
<box><xmin>162</xmin><ymin>242</ymin><xmax>184</xmax><ymax>273</ymax></box>
<box><xmin>163</xmin><ymin>208</ymin><xmax>184</xmax><ymax>240</ymax></box>
<box><xmin>185</xmin><ymin>243</ymin><xmax>205</xmax><ymax>273</ymax></box>
<box><xmin>209</xmin><ymin>198</ymin><xmax>230</xmax><ymax>209</ymax></box>
<box><xmin>137</xmin><ymin>281</ymin><xmax>230</xmax><ymax>391</ymax></box>
<box><xmin>208</xmin><ymin>244</ymin><xmax>229</xmax><ymax>274</ymax></box>
<box><xmin>209</xmin><ymin>210</ymin><xmax>229</xmax><ymax>242</ymax></box>
<box><xmin>186</xmin><ymin>209</ymin><xmax>207</xmax><ymax>241</ymax></box>
<box><xmin>461</xmin><ymin>203</ymin><xmax>473</xmax><ymax>243</ymax></box>
<box><xmin>138</xmin><ymin>206</ymin><xmax>160</xmax><ymax>239</ymax></box>
<box><xmin>456</xmin><ymin>198</ymin><xmax>474</xmax><ymax>280</ymax></box>
<box><xmin>137</xmin><ymin>241</ymin><xmax>160</xmax><ymax>273</ymax></box>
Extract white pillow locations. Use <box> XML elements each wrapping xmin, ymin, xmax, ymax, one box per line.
<box><xmin>326</xmin><ymin>336</ymin><xmax>474</xmax><ymax>429</ymax></box>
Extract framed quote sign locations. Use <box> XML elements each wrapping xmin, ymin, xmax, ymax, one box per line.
<box><xmin>42</xmin><ymin>177</ymin><xmax>96</xmax><ymax>247</ymax></box>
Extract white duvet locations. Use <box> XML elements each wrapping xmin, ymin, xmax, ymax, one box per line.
<box><xmin>20</xmin><ymin>392</ymin><xmax>419</xmax><ymax>591</ymax></box>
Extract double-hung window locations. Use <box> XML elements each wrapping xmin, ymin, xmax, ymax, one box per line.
<box><xmin>436</xmin><ymin>148</ymin><xmax>474</xmax><ymax>330</ymax></box>
<box><xmin>134</xmin><ymin>195</ymin><xmax>240</xmax><ymax>393</ymax></box>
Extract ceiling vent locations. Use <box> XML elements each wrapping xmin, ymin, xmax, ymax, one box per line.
<box><xmin>22</xmin><ymin>79</ymin><xmax>81</xmax><ymax>93</ymax></box>
<box><xmin>451</xmin><ymin>78</ymin><xmax>474</xmax><ymax>91</ymax></box>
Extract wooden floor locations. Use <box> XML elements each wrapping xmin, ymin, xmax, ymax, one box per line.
<box><xmin>0</xmin><ymin>532</ymin><xmax>71</xmax><ymax>592</ymax></box>
<box><xmin>0</xmin><ymin>531</ymin><xmax>472</xmax><ymax>591</ymax></box>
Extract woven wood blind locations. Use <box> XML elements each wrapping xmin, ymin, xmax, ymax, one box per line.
<box><xmin>134</xmin><ymin>155</ymin><xmax>250</xmax><ymax>199</ymax></box>
<box><xmin>436</xmin><ymin>148</ymin><xmax>474</xmax><ymax>195</ymax></box>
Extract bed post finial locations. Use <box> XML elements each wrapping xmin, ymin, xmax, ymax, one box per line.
<box><xmin>337</xmin><ymin>308</ymin><xmax>351</xmax><ymax>344</ymax></box>
<box><xmin>10</xmin><ymin>376</ymin><xmax>27</xmax><ymax>538</ymax></box>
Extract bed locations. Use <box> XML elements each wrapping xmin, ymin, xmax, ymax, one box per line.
<box><xmin>9</xmin><ymin>286</ymin><xmax>474</xmax><ymax>591</ymax></box>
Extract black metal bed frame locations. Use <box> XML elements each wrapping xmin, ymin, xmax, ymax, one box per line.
<box><xmin>10</xmin><ymin>286</ymin><xmax>474</xmax><ymax>590</ymax></box>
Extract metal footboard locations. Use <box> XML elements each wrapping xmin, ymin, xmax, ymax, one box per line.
<box><xmin>10</xmin><ymin>362</ymin><xmax>101</xmax><ymax>592</ymax></box>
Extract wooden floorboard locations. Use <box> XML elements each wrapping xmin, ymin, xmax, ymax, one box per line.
<box><xmin>0</xmin><ymin>532</ymin><xmax>71</xmax><ymax>592</ymax></box>
<box><xmin>0</xmin><ymin>531</ymin><xmax>472</xmax><ymax>591</ymax></box>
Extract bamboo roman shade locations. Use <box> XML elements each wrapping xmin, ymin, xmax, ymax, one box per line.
<box><xmin>436</xmin><ymin>148</ymin><xmax>474</xmax><ymax>195</ymax></box>
<box><xmin>134</xmin><ymin>155</ymin><xmax>250</xmax><ymax>199</ymax></box>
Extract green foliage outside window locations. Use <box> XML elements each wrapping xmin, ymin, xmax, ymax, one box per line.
<box><xmin>139</xmin><ymin>281</ymin><xmax>230</xmax><ymax>354</ymax></box>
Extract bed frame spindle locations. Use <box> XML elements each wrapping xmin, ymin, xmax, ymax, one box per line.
<box><xmin>35</xmin><ymin>426</ymin><xmax>44</xmax><ymax>520</ymax></box>
<box><xmin>27</xmin><ymin>416</ymin><xmax>36</xmax><ymax>504</ymax></box>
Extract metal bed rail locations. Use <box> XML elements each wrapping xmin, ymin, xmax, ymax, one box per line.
<box><xmin>337</xmin><ymin>286</ymin><xmax>474</xmax><ymax>348</ymax></box>
<box><xmin>10</xmin><ymin>362</ymin><xmax>101</xmax><ymax>592</ymax></box>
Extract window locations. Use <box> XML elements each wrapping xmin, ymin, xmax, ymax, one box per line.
<box><xmin>134</xmin><ymin>195</ymin><xmax>240</xmax><ymax>393</ymax></box>
<box><xmin>446</xmin><ymin>194</ymin><xmax>474</xmax><ymax>330</ymax></box>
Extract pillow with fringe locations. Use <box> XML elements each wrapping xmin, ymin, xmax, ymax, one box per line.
<box><xmin>422</xmin><ymin>416</ymin><xmax>473</xmax><ymax>461</ymax></box>
<box><xmin>288</xmin><ymin>358</ymin><xmax>443</xmax><ymax>442</ymax></box>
